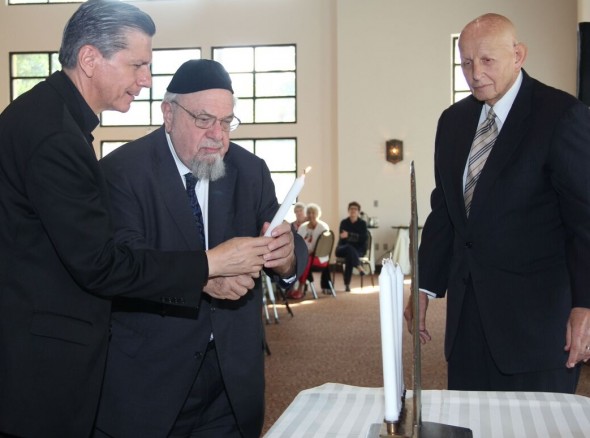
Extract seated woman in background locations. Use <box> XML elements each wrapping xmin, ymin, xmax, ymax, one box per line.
<box><xmin>290</xmin><ymin>201</ymin><xmax>307</xmax><ymax>231</ymax></box>
<box><xmin>287</xmin><ymin>203</ymin><xmax>329</xmax><ymax>299</ymax></box>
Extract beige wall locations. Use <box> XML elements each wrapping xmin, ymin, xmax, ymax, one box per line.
<box><xmin>336</xmin><ymin>0</ymin><xmax>578</xmax><ymax>256</ymax></box>
<box><xmin>0</xmin><ymin>0</ymin><xmax>580</xmax><ymax>258</ymax></box>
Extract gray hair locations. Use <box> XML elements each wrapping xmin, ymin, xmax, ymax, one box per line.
<box><xmin>293</xmin><ymin>202</ymin><xmax>306</xmax><ymax>212</ymax></box>
<box><xmin>59</xmin><ymin>0</ymin><xmax>156</xmax><ymax>69</ymax></box>
<box><xmin>163</xmin><ymin>91</ymin><xmax>238</xmax><ymax>107</ymax></box>
<box><xmin>305</xmin><ymin>203</ymin><xmax>322</xmax><ymax>218</ymax></box>
<box><xmin>162</xmin><ymin>91</ymin><xmax>178</xmax><ymax>104</ymax></box>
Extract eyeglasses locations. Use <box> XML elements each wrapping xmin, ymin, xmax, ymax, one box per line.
<box><xmin>171</xmin><ymin>101</ymin><xmax>240</xmax><ymax>132</ymax></box>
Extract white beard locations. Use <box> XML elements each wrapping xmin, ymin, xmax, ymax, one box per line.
<box><xmin>189</xmin><ymin>153</ymin><xmax>226</xmax><ymax>181</ymax></box>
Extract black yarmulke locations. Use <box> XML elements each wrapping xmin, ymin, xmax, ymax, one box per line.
<box><xmin>167</xmin><ymin>59</ymin><xmax>234</xmax><ymax>94</ymax></box>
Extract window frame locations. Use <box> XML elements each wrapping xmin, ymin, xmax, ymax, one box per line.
<box><xmin>451</xmin><ymin>34</ymin><xmax>471</xmax><ymax>103</ymax></box>
<box><xmin>9</xmin><ymin>0</ymin><xmax>83</xmax><ymax>4</ymax></box>
<box><xmin>212</xmin><ymin>44</ymin><xmax>297</xmax><ymax>125</ymax></box>
<box><xmin>8</xmin><ymin>48</ymin><xmax>202</xmax><ymax>127</ymax></box>
<box><xmin>9</xmin><ymin>51</ymin><xmax>61</xmax><ymax>101</ymax></box>
<box><xmin>100</xmin><ymin>47</ymin><xmax>202</xmax><ymax>127</ymax></box>
<box><xmin>231</xmin><ymin>136</ymin><xmax>298</xmax><ymax>202</ymax></box>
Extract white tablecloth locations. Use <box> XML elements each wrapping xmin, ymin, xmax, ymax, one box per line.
<box><xmin>264</xmin><ymin>383</ymin><xmax>590</xmax><ymax>438</ymax></box>
<box><xmin>391</xmin><ymin>228</ymin><xmax>411</xmax><ymax>274</ymax></box>
<box><xmin>391</xmin><ymin>227</ymin><xmax>421</xmax><ymax>275</ymax></box>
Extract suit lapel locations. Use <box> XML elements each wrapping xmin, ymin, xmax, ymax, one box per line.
<box><xmin>440</xmin><ymin>97</ymin><xmax>482</xmax><ymax>225</ymax></box>
<box><xmin>467</xmin><ymin>73</ymin><xmax>533</xmax><ymax>222</ymax></box>
<box><xmin>151</xmin><ymin>127</ymin><xmax>203</xmax><ymax>250</ymax></box>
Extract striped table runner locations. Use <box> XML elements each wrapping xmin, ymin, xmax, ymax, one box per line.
<box><xmin>264</xmin><ymin>383</ymin><xmax>590</xmax><ymax>438</ymax></box>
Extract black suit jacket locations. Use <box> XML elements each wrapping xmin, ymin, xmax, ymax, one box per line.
<box><xmin>419</xmin><ymin>71</ymin><xmax>590</xmax><ymax>374</ymax></box>
<box><xmin>0</xmin><ymin>72</ymin><xmax>207</xmax><ymax>437</ymax></box>
<box><xmin>95</xmin><ymin>127</ymin><xmax>306</xmax><ymax>438</ymax></box>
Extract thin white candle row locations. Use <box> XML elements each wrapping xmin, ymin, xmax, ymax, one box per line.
<box><xmin>378</xmin><ymin>258</ymin><xmax>405</xmax><ymax>423</ymax></box>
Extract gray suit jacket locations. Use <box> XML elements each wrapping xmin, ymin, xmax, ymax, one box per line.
<box><xmin>95</xmin><ymin>126</ymin><xmax>306</xmax><ymax>438</ymax></box>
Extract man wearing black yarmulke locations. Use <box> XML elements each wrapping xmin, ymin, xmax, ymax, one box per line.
<box><xmin>94</xmin><ymin>59</ymin><xmax>307</xmax><ymax>438</ymax></box>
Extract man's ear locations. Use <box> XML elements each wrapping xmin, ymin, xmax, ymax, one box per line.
<box><xmin>161</xmin><ymin>100</ymin><xmax>174</xmax><ymax>132</ymax></box>
<box><xmin>514</xmin><ymin>42</ymin><xmax>528</xmax><ymax>68</ymax></box>
<box><xmin>78</xmin><ymin>45</ymin><xmax>100</xmax><ymax>78</ymax></box>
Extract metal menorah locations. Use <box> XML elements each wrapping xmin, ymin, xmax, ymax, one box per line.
<box><xmin>375</xmin><ymin>162</ymin><xmax>472</xmax><ymax>438</ymax></box>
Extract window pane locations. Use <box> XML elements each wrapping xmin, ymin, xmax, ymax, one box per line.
<box><xmin>454</xmin><ymin>66</ymin><xmax>469</xmax><ymax>91</ymax></box>
<box><xmin>454</xmin><ymin>91</ymin><xmax>472</xmax><ymax>102</ymax></box>
<box><xmin>214</xmin><ymin>47</ymin><xmax>254</xmax><ymax>72</ymax></box>
<box><xmin>453</xmin><ymin>35</ymin><xmax>461</xmax><ymax>64</ymax></box>
<box><xmin>228</xmin><ymin>138</ymin><xmax>297</xmax><ymax>203</ymax></box>
<box><xmin>255</xmin><ymin>46</ymin><xmax>295</xmax><ymax>71</ymax></box>
<box><xmin>101</xmin><ymin>141</ymin><xmax>128</xmax><ymax>158</ymax></box>
<box><xmin>255</xmin><ymin>98</ymin><xmax>295</xmax><ymax>123</ymax></box>
<box><xmin>235</xmin><ymin>99</ymin><xmax>254</xmax><ymax>124</ymax></box>
<box><xmin>152</xmin><ymin>49</ymin><xmax>201</xmax><ymax>74</ymax></box>
<box><xmin>12</xmin><ymin>78</ymin><xmax>43</xmax><ymax>99</ymax></box>
<box><xmin>254</xmin><ymin>139</ymin><xmax>296</xmax><ymax>171</ymax></box>
<box><xmin>451</xmin><ymin>35</ymin><xmax>467</xmax><ymax>104</ymax></box>
<box><xmin>152</xmin><ymin>75</ymin><xmax>173</xmax><ymax>100</ymax></box>
<box><xmin>9</xmin><ymin>0</ymin><xmax>48</xmax><ymax>4</ymax></box>
<box><xmin>232</xmin><ymin>139</ymin><xmax>254</xmax><ymax>153</ymax></box>
<box><xmin>12</xmin><ymin>53</ymin><xmax>49</xmax><ymax>77</ymax></box>
<box><xmin>101</xmin><ymin>101</ymin><xmax>151</xmax><ymax>126</ymax></box>
<box><xmin>10</xmin><ymin>0</ymin><xmax>77</xmax><ymax>3</ymax></box>
<box><xmin>136</xmin><ymin>87</ymin><xmax>150</xmax><ymax>101</ymax></box>
<box><xmin>256</xmin><ymin>72</ymin><xmax>295</xmax><ymax>97</ymax></box>
<box><xmin>51</xmin><ymin>53</ymin><xmax>61</xmax><ymax>73</ymax></box>
<box><xmin>152</xmin><ymin>102</ymin><xmax>164</xmax><ymax>125</ymax></box>
<box><xmin>272</xmin><ymin>173</ymin><xmax>297</xmax><ymax>205</ymax></box>
<box><xmin>230</xmin><ymin>73</ymin><xmax>254</xmax><ymax>98</ymax></box>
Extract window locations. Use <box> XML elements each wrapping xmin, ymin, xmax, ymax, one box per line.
<box><xmin>9</xmin><ymin>47</ymin><xmax>298</xmax><ymax>199</ymax></box>
<box><xmin>102</xmin><ymin>48</ymin><xmax>201</xmax><ymax>126</ymax></box>
<box><xmin>101</xmin><ymin>141</ymin><xmax>129</xmax><ymax>158</ymax></box>
<box><xmin>10</xmin><ymin>52</ymin><xmax>60</xmax><ymax>100</ymax></box>
<box><xmin>9</xmin><ymin>0</ymin><xmax>81</xmax><ymax>3</ymax></box>
<box><xmin>101</xmin><ymin>138</ymin><xmax>297</xmax><ymax>202</ymax></box>
<box><xmin>452</xmin><ymin>35</ymin><xmax>471</xmax><ymax>103</ymax></box>
<box><xmin>213</xmin><ymin>45</ymin><xmax>296</xmax><ymax>124</ymax></box>
<box><xmin>9</xmin><ymin>48</ymin><xmax>201</xmax><ymax>126</ymax></box>
<box><xmin>232</xmin><ymin>138</ymin><xmax>297</xmax><ymax>201</ymax></box>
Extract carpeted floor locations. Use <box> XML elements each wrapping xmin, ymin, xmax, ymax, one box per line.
<box><xmin>262</xmin><ymin>273</ymin><xmax>590</xmax><ymax>436</ymax></box>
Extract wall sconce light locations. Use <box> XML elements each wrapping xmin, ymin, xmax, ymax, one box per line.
<box><xmin>386</xmin><ymin>139</ymin><xmax>403</xmax><ymax>164</ymax></box>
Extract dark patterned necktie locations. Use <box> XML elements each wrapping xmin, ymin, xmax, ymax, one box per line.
<box><xmin>184</xmin><ymin>173</ymin><xmax>206</xmax><ymax>245</ymax></box>
<box><xmin>464</xmin><ymin>108</ymin><xmax>498</xmax><ymax>217</ymax></box>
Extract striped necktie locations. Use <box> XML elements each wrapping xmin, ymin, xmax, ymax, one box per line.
<box><xmin>184</xmin><ymin>173</ymin><xmax>206</xmax><ymax>245</ymax></box>
<box><xmin>464</xmin><ymin>108</ymin><xmax>498</xmax><ymax>217</ymax></box>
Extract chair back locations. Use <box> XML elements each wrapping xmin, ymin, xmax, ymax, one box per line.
<box><xmin>313</xmin><ymin>230</ymin><xmax>335</xmax><ymax>260</ymax></box>
<box><xmin>361</xmin><ymin>230</ymin><xmax>372</xmax><ymax>259</ymax></box>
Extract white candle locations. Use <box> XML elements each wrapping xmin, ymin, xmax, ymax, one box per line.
<box><xmin>379</xmin><ymin>259</ymin><xmax>400</xmax><ymax>421</ymax></box>
<box><xmin>394</xmin><ymin>264</ymin><xmax>405</xmax><ymax>402</ymax></box>
<box><xmin>264</xmin><ymin>166</ymin><xmax>311</xmax><ymax>237</ymax></box>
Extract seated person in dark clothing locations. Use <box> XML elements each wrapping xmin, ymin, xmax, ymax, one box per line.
<box><xmin>335</xmin><ymin>201</ymin><xmax>368</xmax><ymax>291</ymax></box>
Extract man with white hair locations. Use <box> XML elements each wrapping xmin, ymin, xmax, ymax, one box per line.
<box><xmin>95</xmin><ymin>59</ymin><xmax>306</xmax><ymax>438</ymax></box>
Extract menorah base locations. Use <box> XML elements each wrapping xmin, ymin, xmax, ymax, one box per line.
<box><xmin>376</xmin><ymin>421</ymin><xmax>473</xmax><ymax>438</ymax></box>
<box><xmin>374</xmin><ymin>400</ymin><xmax>473</xmax><ymax>438</ymax></box>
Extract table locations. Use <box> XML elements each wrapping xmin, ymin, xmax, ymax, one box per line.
<box><xmin>264</xmin><ymin>383</ymin><xmax>590</xmax><ymax>438</ymax></box>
